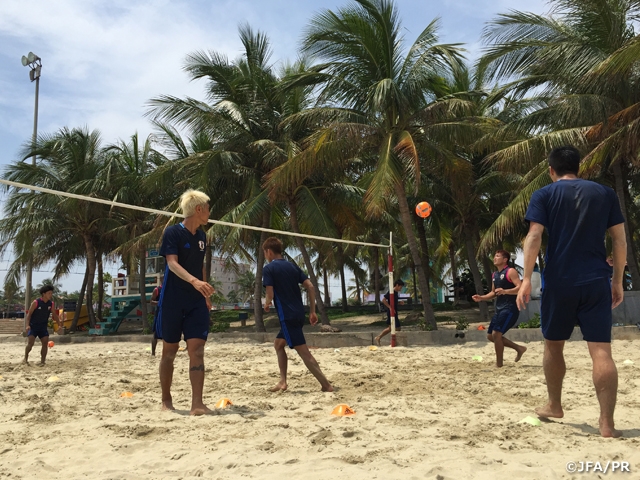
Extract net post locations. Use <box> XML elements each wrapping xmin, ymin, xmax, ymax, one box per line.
<box><xmin>388</xmin><ymin>232</ymin><xmax>396</xmax><ymax>347</ymax></box>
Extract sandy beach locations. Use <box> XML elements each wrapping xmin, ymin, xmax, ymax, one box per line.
<box><xmin>1</xmin><ymin>338</ymin><xmax>639</xmax><ymax>479</ymax></box>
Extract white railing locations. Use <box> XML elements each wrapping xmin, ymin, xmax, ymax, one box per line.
<box><xmin>112</xmin><ymin>273</ymin><xmax>162</xmax><ymax>297</ymax></box>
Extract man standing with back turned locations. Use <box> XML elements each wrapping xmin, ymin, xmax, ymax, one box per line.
<box><xmin>517</xmin><ymin>146</ymin><xmax>627</xmax><ymax>438</ymax></box>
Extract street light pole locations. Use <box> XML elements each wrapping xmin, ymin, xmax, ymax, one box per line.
<box><xmin>21</xmin><ymin>52</ymin><xmax>42</xmax><ymax>315</ymax></box>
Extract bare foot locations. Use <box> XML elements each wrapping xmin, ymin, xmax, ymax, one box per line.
<box><xmin>374</xmin><ymin>336</ymin><xmax>381</xmax><ymax>347</ymax></box>
<box><xmin>321</xmin><ymin>385</ymin><xmax>334</xmax><ymax>392</ymax></box>
<box><xmin>270</xmin><ymin>381</ymin><xmax>287</xmax><ymax>392</ymax></box>
<box><xmin>22</xmin><ymin>358</ymin><xmax>29</xmax><ymax>366</ymax></box>
<box><xmin>515</xmin><ymin>346</ymin><xmax>527</xmax><ymax>362</ymax></box>
<box><xmin>535</xmin><ymin>403</ymin><xmax>564</xmax><ymax>419</ymax></box>
<box><xmin>161</xmin><ymin>400</ymin><xmax>175</xmax><ymax>411</ymax></box>
<box><xmin>599</xmin><ymin>418</ymin><xmax>623</xmax><ymax>438</ymax></box>
<box><xmin>38</xmin><ymin>362</ymin><xmax>45</xmax><ymax>367</ymax></box>
<box><xmin>495</xmin><ymin>363</ymin><xmax>503</xmax><ymax>368</ymax></box>
<box><xmin>190</xmin><ymin>405</ymin><xmax>213</xmax><ymax>416</ymax></box>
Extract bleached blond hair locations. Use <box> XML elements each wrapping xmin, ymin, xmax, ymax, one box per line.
<box><xmin>180</xmin><ymin>189</ymin><xmax>210</xmax><ymax>217</ymax></box>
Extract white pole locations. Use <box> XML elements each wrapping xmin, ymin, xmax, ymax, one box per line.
<box><xmin>388</xmin><ymin>232</ymin><xmax>396</xmax><ymax>347</ymax></box>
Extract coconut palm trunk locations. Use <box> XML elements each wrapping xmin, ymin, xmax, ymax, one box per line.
<box><xmin>464</xmin><ymin>233</ymin><xmax>489</xmax><ymax>321</ymax></box>
<box><xmin>323</xmin><ymin>268</ymin><xmax>331</xmax><ymax>307</ymax></box>
<box><xmin>612</xmin><ymin>161</ymin><xmax>640</xmax><ymax>289</ymax></box>
<box><xmin>374</xmin><ymin>247</ymin><xmax>381</xmax><ymax>311</ymax></box>
<box><xmin>83</xmin><ymin>235</ymin><xmax>98</xmax><ymax>327</ymax></box>
<box><xmin>289</xmin><ymin>200</ymin><xmax>330</xmax><ymax>325</ymax></box>
<box><xmin>97</xmin><ymin>255</ymin><xmax>104</xmax><ymax>322</ymax></box>
<box><xmin>139</xmin><ymin>245</ymin><xmax>148</xmax><ymax>327</ymax></box>
<box><xmin>71</xmin><ymin>268</ymin><xmax>89</xmax><ymax>332</ymax></box>
<box><xmin>449</xmin><ymin>243</ymin><xmax>458</xmax><ymax>303</ymax></box>
<box><xmin>394</xmin><ymin>183</ymin><xmax>437</xmax><ymax>329</ymax></box>
<box><xmin>337</xmin><ymin>246</ymin><xmax>349</xmax><ymax>312</ymax></box>
<box><xmin>253</xmin><ymin>210</ymin><xmax>270</xmax><ymax>332</ymax></box>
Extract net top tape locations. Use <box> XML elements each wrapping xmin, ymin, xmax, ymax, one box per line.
<box><xmin>0</xmin><ymin>178</ymin><xmax>389</xmax><ymax>248</ymax></box>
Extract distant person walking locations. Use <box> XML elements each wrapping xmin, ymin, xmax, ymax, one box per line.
<box><xmin>517</xmin><ymin>146</ymin><xmax>627</xmax><ymax>438</ymax></box>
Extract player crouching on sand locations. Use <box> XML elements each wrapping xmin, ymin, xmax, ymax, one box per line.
<box><xmin>23</xmin><ymin>285</ymin><xmax>62</xmax><ymax>366</ymax></box>
<box><xmin>262</xmin><ymin>237</ymin><xmax>333</xmax><ymax>392</ymax></box>
<box><xmin>472</xmin><ymin>250</ymin><xmax>527</xmax><ymax>367</ymax></box>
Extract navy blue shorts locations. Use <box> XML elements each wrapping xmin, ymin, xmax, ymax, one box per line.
<box><xmin>386</xmin><ymin>316</ymin><xmax>401</xmax><ymax>329</ymax></box>
<box><xmin>276</xmin><ymin>318</ymin><xmax>306</xmax><ymax>348</ymax></box>
<box><xmin>28</xmin><ymin>324</ymin><xmax>49</xmax><ymax>339</ymax></box>
<box><xmin>541</xmin><ymin>278</ymin><xmax>612</xmax><ymax>342</ymax></box>
<box><xmin>488</xmin><ymin>307</ymin><xmax>519</xmax><ymax>335</ymax></box>
<box><xmin>156</xmin><ymin>298</ymin><xmax>209</xmax><ymax>344</ymax></box>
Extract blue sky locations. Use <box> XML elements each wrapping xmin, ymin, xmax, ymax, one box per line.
<box><xmin>0</xmin><ymin>0</ymin><xmax>548</xmax><ymax>293</ymax></box>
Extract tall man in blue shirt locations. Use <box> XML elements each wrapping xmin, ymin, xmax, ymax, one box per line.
<box><xmin>262</xmin><ymin>237</ymin><xmax>333</xmax><ymax>392</ymax></box>
<box><xmin>157</xmin><ymin>190</ymin><xmax>215</xmax><ymax>415</ymax></box>
<box><xmin>517</xmin><ymin>146</ymin><xmax>627</xmax><ymax>438</ymax></box>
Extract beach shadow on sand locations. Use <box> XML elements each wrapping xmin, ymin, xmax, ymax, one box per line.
<box><xmin>562</xmin><ymin>422</ymin><xmax>640</xmax><ymax>438</ymax></box>
<box><xmin>168</xmin><ymin>406</ymin><xmax>267</xmax><ymax>418</ymax></box>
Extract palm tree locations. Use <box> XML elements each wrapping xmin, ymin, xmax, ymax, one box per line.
<box><xmin>0</xmin><ymin>127</ymin><xmax>112</xmax><ymax>328</ymax></box>
<box><xmin>269</xmin><ymin>0</ymin><xmax>470</xmax><ymax>329</ymax></box>
<box><xmin>479</xmin><ymin>0</ymin><xmax>640</xmax><ymax>287</ymax></box>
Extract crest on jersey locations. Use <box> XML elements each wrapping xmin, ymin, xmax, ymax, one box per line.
<box><xmin>199</xmin><ymin>240</ymin><xmax>205</xmax><ymax>251</ymax></box>
<box><xmin>500</xmin><ymin>274</ymin><xmax>505</xmax><ymax>280</ymax></box>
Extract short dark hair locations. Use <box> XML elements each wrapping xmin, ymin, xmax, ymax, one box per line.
<box><xmin>262</xmin><ymin>237</ymin><xmax>283</xmax><ymax>255</ymax></box>
<box><xmin>39</xmin><ymin>284</ymin><xmax>54</xmax><ymax>295</ymax></box>
<box><xmin>548</xmin><ymin>146</ymin><xmax>580</xmax><ymax>176</ymax></box>
<box><xmin>394</xmin><ymin>279</ymin><xmax>405</xmax><ymax>287</ymax></box>
<box><xmin>495</xmin><ymin>249</ymin><xmax>510</xmax><ymax>260</ymax></box>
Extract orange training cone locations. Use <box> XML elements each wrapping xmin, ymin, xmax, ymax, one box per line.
<box><xmin>477</xmin><ymin>325</ymin><xmax>486</xmax><ymax>331</ymax></box>
<box><xmin>215</xmin><ymin>398</ymin><xmax>233</xmax><ymax>409</ymax></box>
<box><xmin>120</xmin><ymin>392</ymin><xmax>133</xmax><ymax>398</ymax></box>
<box><xmin>331</xmin><ymin>404</ymin><xmax>356</xmax><ymax>416</ymax></box>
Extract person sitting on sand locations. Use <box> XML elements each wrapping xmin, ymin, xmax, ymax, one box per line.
<box><xmin>472</xmin><ymin>250</ymin><xmax>527</xmax><ymax>368</ymax></box>
<box><xmin>157</xmin><ymin>189</ymin><xmax>215</xmax><ymax>415</ymax></box>
<box><xmin>375</xmin><ymin>279</ymin><xmax>404</xmax><ymax>346</ymax></box>
<box><xmin>262</xmin><ymin>236</ymin><xmax>333</xmax><ymax>393</ymax></box>
<box><xmin>23</xmin><ymin>285</ymin><xmax>62</xmax><ymax>366</ymax></box>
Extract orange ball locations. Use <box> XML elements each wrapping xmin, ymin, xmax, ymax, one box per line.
<box><xmin>415</xmin><ymin>201</ymin><xmax>432</xmax><ymax>218</ymax></box>
<box><xmin>48</xmin><ymin>341</ymin><xmax>54</xmax><ymax>348</ymax></box>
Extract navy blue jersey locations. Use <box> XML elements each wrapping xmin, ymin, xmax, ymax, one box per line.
<box><xmin>263</xmin><ymin>259</ymin><xmax>308</xmax><ymax>321</ymax></box>
<box><xmin>384</xmin><ymin>291</ymin><xmax>400</xmax><ymax>320</ymax></box>
<box><xmin>160</xmin><ymin>224</ymin><xmax>207</xmax><ymax>302</ymax></box>
<box><xmin>492</xmin><ymin>266</ymin><xmax>517</xmax><ymax>310</ymax></box>
<box><xmin>30</xmin><ymin>298</ymin><xmax>53</xmax><ymax>326</ymax></box>
<box><xmin>525</xmin><ymin>179</ymin><xmax>625</xmax><ymax>287</ymax></box>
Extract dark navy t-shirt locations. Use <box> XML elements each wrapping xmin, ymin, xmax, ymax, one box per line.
<box><xmin>525</xmin><ymin>179</ymin><xmax>624</xmax><ymax>287</ymax></box>
<box><xmin>160</xmin><ymin>223</ymin><xmax>207</xmax><ymax>302</ymax></box>
<box><xmin>383</xmin><ymin>291</ymin><xmax>399</xmax><ymax>320</ymax></box>
<box><xmin>263</xmin><ymin>259</ymin><xmax>308</xmax><ymax>322</ymax></box>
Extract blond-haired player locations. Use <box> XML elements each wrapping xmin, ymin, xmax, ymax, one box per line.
<box><xmin>157</xmin><ymin>189</ymin><xmax>215</xmax><ymax>415</ymax></box>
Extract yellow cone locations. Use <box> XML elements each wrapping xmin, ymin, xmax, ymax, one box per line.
<box><xmin>369</xmin><ymin>346</ymin><xmax>378</xmax><ymax>351</ymax></box>
<box><xmin>331</xmin><ymin>404</ymin><xmax>356</xmax><ymax>416</ymax></box>
<box><xmin>215</xmin><ymin>398</ymin><xmax>233</xmax><ymax>408</ymax></box>
<box><xmin>47</xmin><ymin>376</ymin><xmax>60</xmax><ymax>382</ymax></box>
<box><xmin>120</xmin><ymin>391</ymin><xmax>134</xmax><ymax>398</ymax></box>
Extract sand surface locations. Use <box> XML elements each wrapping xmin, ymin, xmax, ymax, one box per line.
<box><xmin>1</xmin><ymin>338</ymin><xmax>639</xmax><ymax>479</ymax></box>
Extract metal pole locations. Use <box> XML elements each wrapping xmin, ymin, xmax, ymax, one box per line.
<box><xmin>24</xmin><ymin>71</ymin><xmax>40</xmax><ymax>315</ymax></box>
<box><xmin>388</xmin><ymin>232</ymin><xmax>396</xmax><ymax>347</ymax></box>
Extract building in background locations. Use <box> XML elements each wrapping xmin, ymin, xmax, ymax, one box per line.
<box><xmin>210</xmin><ymin>256</ymin><xmax>251</xmax><ymax>299</ymax></box>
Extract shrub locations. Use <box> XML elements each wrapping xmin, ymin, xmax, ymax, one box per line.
<box><xmin>518</xmin><ymin>313</ymin><xmax>541</xmax><ymax>329</ymax></box>
<box><xmin>455</xmin><ymin>316</ymin><xmax>469</xmax><ymax>331</ymax></box>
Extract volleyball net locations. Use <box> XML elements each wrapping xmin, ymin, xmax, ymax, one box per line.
<box><xmin>0</xmin><ymin>178</ymin><xmax>399</xmax><ymax>346</ymax></box>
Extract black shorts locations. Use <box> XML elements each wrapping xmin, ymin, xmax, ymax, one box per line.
<box><xmin>156</xmin><ymin>298</ymin><xmax>209</xmax><ymax>344</ymax></box>
<box><xmin>541</xmin><ymin>278</ymin><xmax>612</xmax><ymax>342</ymax></box>
<box><xmin>28</xmin><ymin>324</ymin><xmax>49</xmax><ymax>339</ymax></box>
<box><xmin>488</xmin><ymin>307</ymin><xmax>519</xmax><ymax>335</ymax></box>
<box><xmin>386</xmin><ymin>316</ymin><xmax>401</xmax><ymax>329</ymax></box>
<box><xmin>276</xmin><ymin>318</ymin><xmax>306</xmax><ymax>348</ymax></box>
